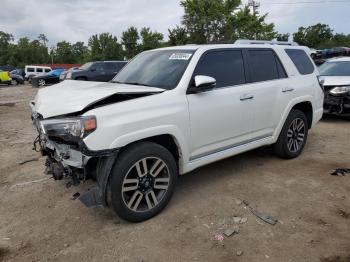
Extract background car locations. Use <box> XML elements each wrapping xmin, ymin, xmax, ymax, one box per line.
<box><xmin>319</xmin><ymin>57</ymin><xmax>350</xmax><ymax>116</ymax></box>
<box><xmin>59</xmin><ymin>67</ymin><xmax>79</xmax><ymax>81</ymax></box>
<box><xmin>0</xmin><ymin>70</ymin><xmax>11</xmax><ymax>85</ymax></box>
<box><xmin>11</xmin><ymin>69</ymin><xmax>25</xmax><ymax>78</ymax></box>
<box><xmin>10</xmin><ymin>72</ymin><xmax>24</xmax><ymax>85</ymax></box>
<box><xmin>65</xmin><ymin>61</ymin><xmax>127</xmax><ymax>82</ymax></box>
<box><xmin>31</xmin><ymin>68</ymin><xmax>65</xmax><ymax>87</ymax></box>
<box><xmin>25</xmin><ymin>65</ymin><xmax>52</xmax><ymax>82</ymax></box>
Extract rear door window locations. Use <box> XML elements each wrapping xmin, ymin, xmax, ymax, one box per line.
<box><xmin>36</xmin><ymin>68</ymin><xmax>43</xmax><ymax>73</ymax></box>
<box><xmin>246</xmin><ymin>49</ymin><xmax>280</xmax><ymax>83</ymax></box>
<box><xmin>194</xmin><ymin>50</ymin><xmax>246</xmax><ymax>88</ymax></box>
<box><xmin>45</xmin><ymin>69</ymin><xmax>51</xmax><ymax>72</ymax></box>
<box><xmin>285</xmin><ymin>49</ymin><xmax>314</xmax><ymax>75</ymax></box>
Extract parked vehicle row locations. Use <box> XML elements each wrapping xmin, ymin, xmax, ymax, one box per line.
<box><xmin>30</xmin><ymin>40</ymin><xmax>324</xmax><ymax>222</ymax></box>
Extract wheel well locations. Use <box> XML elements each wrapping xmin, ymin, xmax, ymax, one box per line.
<box><xmin>122</xmin><ymin>135</ymin><xmax>180</xmax><ymax>167</ymax></box>
<box><xmin>292</xmin><ymin>102</ymin><xmax>313</xmax><ymax>129</ymax></box>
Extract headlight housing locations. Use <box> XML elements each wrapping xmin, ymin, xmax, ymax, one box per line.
<box><xmin>330</xmin><ymin>86</ymin><xmax>350</xmax><ymax>96</ymax></box>
<box><xmin>40</xmin><ymin>116</ymin><xmax>96</xmax><ymax>141</ymax></box>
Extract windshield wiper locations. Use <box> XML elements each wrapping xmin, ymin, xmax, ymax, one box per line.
<box><xmin>113</xmin><ymin>81</ymin><xmax>153</xmax><ymax>87</ymax></box>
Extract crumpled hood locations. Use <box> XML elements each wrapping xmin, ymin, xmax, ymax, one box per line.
<box><xmin>322</xmin><ymin>76</ymin><xmax>350</xmax><ymax>87</ymax></box>
<box><xmin>34</xmin><ymin>80</ymin><xmax>164</xmax><ymax>118</ymax></box>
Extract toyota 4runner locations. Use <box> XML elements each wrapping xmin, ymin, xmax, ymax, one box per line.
<box><xmin>30</xmin><ymin>40</ymin><xmax>324</xmax><ymax>222</ymax></box>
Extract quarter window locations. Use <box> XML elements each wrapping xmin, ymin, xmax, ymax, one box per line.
<box><xmin>247</xmin><ymin>50</ymin><xmax>280</xmax><ymax>83</ymax></box>
<box><xmin>36</xmin><ymin>68</ymin><xmax>43</xmax><ymax>73</ymax></box>
<box><xmin>285</xmin><ymin>49</ymin><xmax>314</xmax><ymax>75</ymax></box>
<box><xmin>194</xmin><ymin>50</ymin><xmax>245</xmax><ymax>88</ymax></box>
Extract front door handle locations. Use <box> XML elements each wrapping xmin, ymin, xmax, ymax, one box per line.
<box><xmin>282</xmin><ymin>87</ymin><xmax>294</xmax><ymax>93</ymax></box>
<box><xmin>240</xmin><ymin>94</ymin><xmax>254</xmax><ymax>101</ymax></box>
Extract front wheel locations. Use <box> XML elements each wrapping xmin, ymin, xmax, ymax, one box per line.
<box><xmin>11</xmin><ymin>79</ymin><xmax>18</xmax><ymax>85</ymax></box>
<box><xmin>273</xmin><ymin>109</ymin><xmax>308</xmax><ymax>159</ymax></box>
<box><xmin>109</xmin><ymin>142</ymin><xmax>178</xmax><ymax>222</ymax></box>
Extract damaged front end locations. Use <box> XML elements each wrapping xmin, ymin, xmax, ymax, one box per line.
<box><xmin>30</xmin><ymin>101</ymin><xmax>117</xmax><ymax>208</ymax></box>
<box><xmin>323</xmin><ymin>85</ymin><xmax>350</xmax><ymax>116</ymax></box>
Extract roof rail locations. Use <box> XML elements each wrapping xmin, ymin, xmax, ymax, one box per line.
<box><xmin>235</xmin><ymin>39</ymin><xmax>299</xmax><ymax>46</ymax></box>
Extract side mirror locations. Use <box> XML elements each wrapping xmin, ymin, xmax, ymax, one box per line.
<box><xmin>189</xmin><ymin>75</ymin><xmax>216</xmax><ymax>93</ymax></box>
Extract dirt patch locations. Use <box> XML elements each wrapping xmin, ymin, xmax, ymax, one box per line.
<box><xmin>0</xmin><ymin>85</ymin><xmax>350</xmax><ymax>262</ymax></box>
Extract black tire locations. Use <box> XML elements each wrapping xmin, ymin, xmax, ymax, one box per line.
<box><xmin>11</xmin><ymin>79</ymin><xmax>18</xmax><ymax>85</ymax></box>
<box><xmin>273</xmin><ymin>109</ymin><xmax>308</xmax><ymax>159</ymax></box>
<box><xmin>76</xmin><ymin>77</ymin><xmax>86</xmax><ymax>81</ymax></box>
<box><xmin>109</xmin><ymin>142</ymin><xmax>178</xmax><ymax>222</ymax></box>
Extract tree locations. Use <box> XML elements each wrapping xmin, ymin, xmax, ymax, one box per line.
<box><xmin>140</xmin><ymin>27</ymin><xmax>163</xmax><ymax>51</ymax></box>
<box><xmin>121</xmin><ymin>26</ymin><xmax>140</xmax><ymax>59</ymax></box>
<box><xmin>54</xmin><ymin>41</ymin><xmax>74</xmax><ymax>63</ymax></box>
<box><xmin>88</xmin><ymin>33</ymin><xmax>123</xmax><ymax>61</ymax></box>
<box><xmin>0</xmin><ymin>31</ymin><xmax>14</xmax><ymax>65</ymax></box>
<box><xmin>72</xmin><ymin>41</ymin><xmax>89</xmax><ymax>63</ymax></box>
<box><xmin>168</xmin><ymin>26</ymin><xmax>189</xmax><ymax>46</ymax></box>
<box><xmin>227</xmin><ymin>6</ymin><xmax>277</xmax><ymax>41</ymax></box>
<box><xmin>38</xmin><ymin>34</ymin><xmax>48</xmax><ymax>47</ymax></box>
<box><xmin>180</xmin><ymin>0</ymin><xmax>241</xmax><ymax>43</ymax></box>
<box><xmin>293</xmin><ymin>23</ymin><xmax>333</xmax><ymax>48</ymax></box>
<box><xmin>276</xmin><ymin>33</ymin><xmax>290</xmax><ymax>42</ymax></box>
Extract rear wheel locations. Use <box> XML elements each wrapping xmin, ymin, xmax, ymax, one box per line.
<box><xmin>109</xmin><ymin>142</ymin><xmax>178</xmax><ymax>222</ymax></box>
<box><xmin>11</xmin><ymin>79</ymin><xmax>18</xmax><ymax>85</ymax></box>
<box><xmin>76</xmin><ymin>77</ymin><xmax>86</xmax><ymax>81</ymax></box>
<box><xmin>273</xmin><ymin>109</ymin><xmax>308</xmax><ymax>159</ymax></box>
<box><xmin>38</xmin><ymin>79</ymin><xmax>46</xmax><ymax>86</ymax></box>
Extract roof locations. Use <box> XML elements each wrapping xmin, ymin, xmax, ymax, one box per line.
<box><xmin>156</xmin><ymin>43</ymin><xmax>308</xmax><ymax>52</ymax></box>
<box><xmin>326</xmin><ymin>56</ymin><xmax>350</xmax><ymax>62</ymax></box>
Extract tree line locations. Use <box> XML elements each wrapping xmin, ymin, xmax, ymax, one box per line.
<box><xmin>1</xmin><ymin>0</ymin><xmax>350</xmax><ymax>68</ymax></box>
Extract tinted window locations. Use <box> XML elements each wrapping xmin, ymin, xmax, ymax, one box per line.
<box><xmin>45</xmin><ymin>69</ymin><xmax>51</xmax><ymax>72</ymax></box>
<box><xmin>275</xmin><ymin>56</ymin><xmax>287</xmax><ymax>78</ymax></box>
<box><xmin>194</xmin><ymin>50</ymin><xmax>245</xmax><ymax>88</ymax></box>
<box><xmin>104</xmin><ymin>63</ymin><xmax>119</xmax><ymax>71</ymax></box>
<box><xmin>285</xmin><ymin>49</ymin><xmax>314</xmax><ymax>75</ymax></box>
<box><xmin>92</xmin><ymin>63</ymin><xmax>104</xmax><ymax>72</ymax></box>
<box><xmin>36</xmin><ymin>68</ymin><xmax>43</xmax><ymax>73</ymax></box>
<box><xmin>27</xmin><ymin>68</ymin><xmax>34</xmax><ymax>72</ymax></box>
<box><xmin>113</xmin><ymin>50</ymin><xmax>195</xmax><ymax>90</ymax></box>
<box><xmin>247</xmin><ymin>50</ymin><xmax>279</xmax><ymax>82</ymax></box>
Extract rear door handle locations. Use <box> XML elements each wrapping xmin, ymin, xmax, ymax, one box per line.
<box><xmin>282</xmin><ymin>87</ymin><xmax>294</xmax><ymax>93</ymax></box>
<box><xmin>240</xmin><ymin>94</ymin><xmax>254</xmax><ymax>101</ymax></box>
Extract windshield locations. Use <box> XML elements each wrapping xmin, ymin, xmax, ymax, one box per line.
<box><xmin>80</xmin><ymin>62</ymin><xmax>93</xmax><ymax>70</ymax></box>
<box><xmin>319</xmin><ymin>61</ymin><xmax>350</xmax><ymax>76</ymax></box>
<box><xmin>112</xmin><ymin>49</ymin><xmax>195</xmax><ymax>89</ymax></box>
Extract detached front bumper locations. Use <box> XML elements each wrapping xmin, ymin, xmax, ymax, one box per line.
<box><xmin>323</xmin><ymin>94</ymin><xmax>350</xmax><ymax>116</ymax></box>
<box><xmin>30</xmin><ymin>102</ymin><xmax>119</xmax><ymax>208</ymax></box>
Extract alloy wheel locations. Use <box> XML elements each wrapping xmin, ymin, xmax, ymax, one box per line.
<box><xmin>38</xmin><ymin>79</ymin><xmax>46</xmax><ymax>86</ymax></box>
<box><xmin>287</xmin><ymin>118</ymin><xmax>305</xmax><ymax>153</ymax></box>
<box><xmin>122</xmin><ymin>157</ymin><xmax>170</xmax><ymax>212</ymax></box>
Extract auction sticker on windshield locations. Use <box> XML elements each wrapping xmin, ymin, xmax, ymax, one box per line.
<box><xmin>169</xmin><ymin>53</ymin><xmax>192</xmax><ymax>60</ymax></box>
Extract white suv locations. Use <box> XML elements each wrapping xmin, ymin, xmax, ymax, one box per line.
<box><xmin>31</xmin><ymin>40</ymin><xmax>324</xmax><ymax>222</ymax></box>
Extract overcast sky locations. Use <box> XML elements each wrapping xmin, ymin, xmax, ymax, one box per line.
<box><xmin>1</xmin><ymin>0</ymin><xmax>349</xmax><ymax>45</ymax></box>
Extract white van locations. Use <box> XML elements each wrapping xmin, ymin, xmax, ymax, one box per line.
<box><xmin>25</xmin><ymin>65</ymin><xmax>52</xmax><ymax>81</ymax></box>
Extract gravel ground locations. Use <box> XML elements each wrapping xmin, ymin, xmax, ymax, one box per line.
<box><xmin>0</xmin><ymin>84</ymin><xmax>349</xmax><ymax>262</ymax></box>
